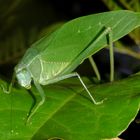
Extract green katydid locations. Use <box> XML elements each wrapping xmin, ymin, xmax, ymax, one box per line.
<box><xmin>1</xmin><ymin>10</ymin><xmax>140</xmax><ymax>122</ymax></box>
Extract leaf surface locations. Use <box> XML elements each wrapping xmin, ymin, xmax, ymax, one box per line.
<box><xmin>0</xmin><ymin>73</ymin><xmax>140</xmax><ymax>140</ymax></box>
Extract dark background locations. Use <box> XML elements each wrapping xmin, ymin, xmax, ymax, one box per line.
<box><xmin>0</xmin><ymin>0</ymin><xmax>140</xmax><ymax>139</ymax></box>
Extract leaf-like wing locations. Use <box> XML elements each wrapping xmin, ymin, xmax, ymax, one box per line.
<box><xmin>28</xmin><ymin>10</ymin><xmax>140</xmax><ymax>74</ymax></box>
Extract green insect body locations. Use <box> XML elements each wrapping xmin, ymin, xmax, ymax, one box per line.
<box><xmin>2</xmin><ymin>10</ymin><xmax>140</xmax><ymax>122</ymax></box>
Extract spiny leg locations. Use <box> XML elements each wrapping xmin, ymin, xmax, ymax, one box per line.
<box><xmin>88</xmin><ymin>56</ymin><xmax>101</xmax><ymax>81</ymax></box>
<box><xmin>99</xmin><ymin>27</ymin><xmax>114</xmax><ymax>82</ymax></box>
<box><xmin>47</xmin><ymin>72</ymin><xmax>103</xmax><ymax>105</ymax></box>
<box><xmin>0</xmin><ymin>72</ymin><xmax>16</xmax><ymax>94</ymax></box>
<box><xmin>26</xmin><ymin>80</ymin><xmax>46</xmax><ymax>123</ymax></box>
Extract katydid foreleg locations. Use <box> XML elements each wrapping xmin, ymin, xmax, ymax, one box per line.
<box><xmin>27</xmin><ymin>80</ymin><xmax>46</xmax><ymax>123</ymax></box>
<box><xmin>0</xmin><ymin>72</ymin><xmax>16</xmax><ymax>94</ymax></box>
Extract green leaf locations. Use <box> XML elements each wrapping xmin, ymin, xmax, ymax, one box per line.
<box><xmin>0</xmin><ymin>73</ymin><xmax>140</xmax><ymax>140</ymax></box>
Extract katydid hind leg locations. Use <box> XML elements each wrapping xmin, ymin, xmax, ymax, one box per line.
<box><xmin>73</xmin><ymin>72</ymin><xmax>104</xmax><ymax>104</ymax></box>
<box><xmin>88</xmin><ymin>27</ymin><xmax>114</xmax><ymax>82</ymax></box>
<box><xmin>108</xmin><ymin>29</ymin><xmax>114</xmax><ymax>82</ymax></box>
<box><xmin>99</xmin><ymin>27</ymin><xmax>114</xmax><ymax>82</ymax></box>
<box><xmin>47</xmin><ymin>72</ymin><xmax>103</xmax><ymax>105</ymax></box>
<box><xmin>26</xmin><ymin>80</ymin><xmax>46</xmax><ymax>123</ymax></box>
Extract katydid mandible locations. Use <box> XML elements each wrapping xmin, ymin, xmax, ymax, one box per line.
<box><xmin>2</xmin><ymin>10</ymin><xmax>140</xmax><ymax>122</ymax></box>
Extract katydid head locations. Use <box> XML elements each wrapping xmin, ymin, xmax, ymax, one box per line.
<box><xmin>15</xmin><ymin>64</ymin><xmax>32</xmax><ymax>89</ymax></box>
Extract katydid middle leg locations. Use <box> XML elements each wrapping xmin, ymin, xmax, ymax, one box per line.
<box><xmin>45</xmin><ymin>72</ymin><xmax>103</xmax><ymax>104</ymax></box>
<box><xmin>27</xmin><ymin>72</ymin><xmax>102</xmax><ymax>122</ymax></box>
